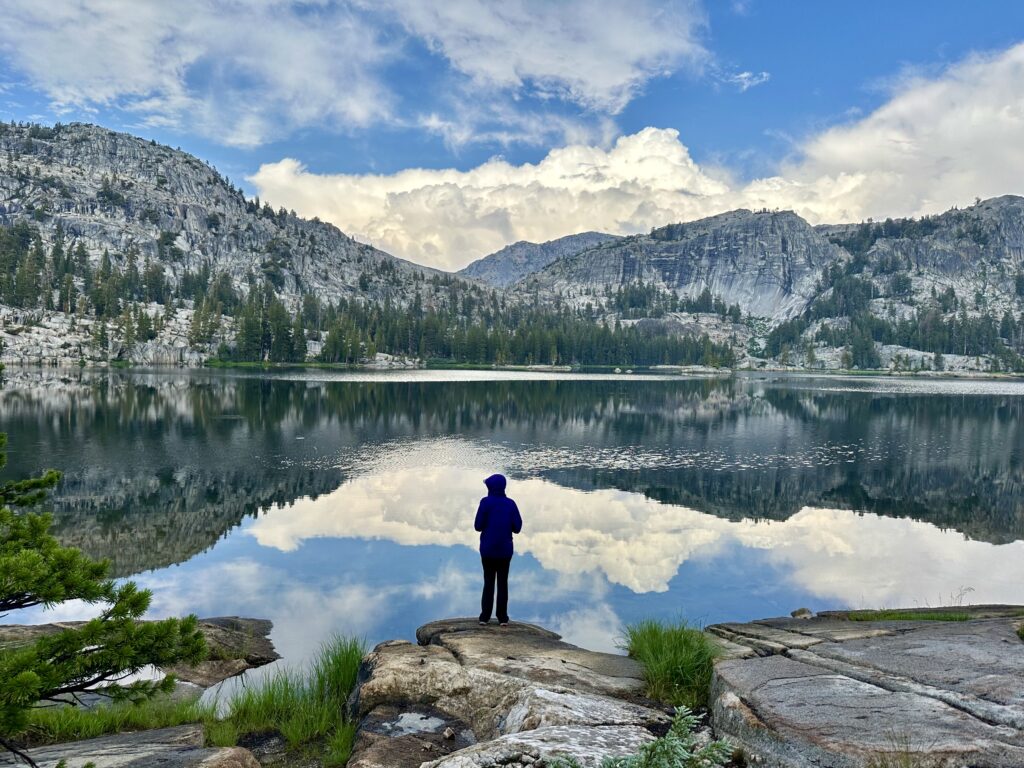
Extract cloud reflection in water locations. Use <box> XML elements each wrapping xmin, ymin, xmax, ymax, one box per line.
<box><xmin>246</xmin><ymin>460</ymin><xmax>1024</xmax><ymax>608</ymax></box>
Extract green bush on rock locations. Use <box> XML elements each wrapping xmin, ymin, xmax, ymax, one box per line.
<box><xmin>622</xmin><ymin>619</ymin><xmax>718</xmax><ymax>710</ymax></box>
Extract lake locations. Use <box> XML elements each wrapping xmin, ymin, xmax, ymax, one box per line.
<box><xmin>3</xmin><ymin>368</ymin><xmax>1024</xmax><ymax>662</ymax></box>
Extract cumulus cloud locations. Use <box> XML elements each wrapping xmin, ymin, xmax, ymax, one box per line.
<box><xmin>250</xmin><ymin>127</ymin><xmax>732</xmax><ymax>267</ymax></box>
<box><xmin>242</xmin><ymin>462</ymin><xmax>1024</xmax><ymax>606</ymax></box>
<box><xmin>252</xmin><ymin>42</ymin><xmax>1024</xmax><ymax>269</ymax></box>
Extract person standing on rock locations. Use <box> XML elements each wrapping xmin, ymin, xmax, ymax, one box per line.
<box><xmin>475</xmin><ymin>473</ymin><xmax>522</xmax><ymax>626</ymax></box>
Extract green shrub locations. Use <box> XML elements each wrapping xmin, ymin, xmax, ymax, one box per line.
<box><xmin>622</xmin><ymin>620</ymin><xmax>718</xmax><ymax>710</ymax></box>
<box><xmin>1017</xmin><ymin>624</ymin><xmax>1023</xmax><ymax>641</ymax></box>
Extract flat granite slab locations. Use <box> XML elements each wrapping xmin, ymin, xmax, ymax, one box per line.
<box><xmin>0</xmin><ymin>725</ymin><xmax>258</xmax><ymax>768</ymax></box>
<box><xmin>708</xmin><ymin>606</ymin><xmax>1024</xmax><ymax>767</ymax></box>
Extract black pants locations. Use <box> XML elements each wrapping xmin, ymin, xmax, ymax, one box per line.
<box><xmin>479</xmin><ymin>556</ymin><xmax>512</xmax><ymax>623</ymax></box>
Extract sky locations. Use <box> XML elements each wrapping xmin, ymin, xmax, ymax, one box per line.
<box><xmin>1</xmin><ymin>1</ymin><xmax>1023</xmax><ymax>270</ymax></box>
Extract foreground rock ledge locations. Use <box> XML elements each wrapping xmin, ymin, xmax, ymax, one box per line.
<box><xmin>347</xmin><ymin>618</ymin><xmax>673</xmax><ymax>768</ymax></box>
<box><xmin>707</xmin><ymin>605</ymin><xmax>1024</xmax><ymax>768</ymax></box>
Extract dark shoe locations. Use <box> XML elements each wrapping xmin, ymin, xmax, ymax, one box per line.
<box><xmin>499</xmin><ymin>621</ymin><xmax>509</xmax><ymax>627</ymax></box>
<box><xmin>479</xmin><ymin>621</ymin><xmax>487</xmax><ymax>625</ymax></box>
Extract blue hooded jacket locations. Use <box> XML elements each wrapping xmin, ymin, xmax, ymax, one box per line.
<box><xmin>474</xmin><ymin>474</ymin><xmax>522</xmax><ymax>559</ymax></box>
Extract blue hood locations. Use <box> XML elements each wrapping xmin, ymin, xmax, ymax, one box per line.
<box><xmin>484</xmin><ymin>473</ymin><xmax>507</xmax><ymax>496</ymax></box>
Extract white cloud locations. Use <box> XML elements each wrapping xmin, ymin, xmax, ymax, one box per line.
<box><xmin>250</xmin><ymin>127</ymin><xmax>732</xmax><ymax>268</ymax></box>
<box><xmin>726</xmin><ymin>70</ymin><xmax>771</xmax><ymax>92</ymax></box>
<box><xmin>242</xmin><ymin>461</ymin><xmax>1024</xmax><ymax>606</ymax></box>
<box><xmin>371</xmin><ymin>0</ymin><xmax>707</xmax><ymax>113</ymax></box>
<box><xmin>766</xmin><ymin>42</ymin><xmax>1024</xmax><ymax>222</ymax></box>
<box><xmin>0</xmin><ymin>0</ymin><xmax>706</xmax><ymax>148</ymax></box>
<box><xmin>252</xmin><ymin>42</ymin><xmax>1024</xmax><ymax>269</ymax></box>
<box><xmin>0</xmin><ymin>0</ymin><xmax>395</xmax><ymax>148</ymax></box>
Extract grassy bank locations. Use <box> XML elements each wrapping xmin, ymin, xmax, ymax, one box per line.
<box><xmin>622</xmin><ymin>619</ymin><xmax>718</xmax><ymax>710</ymax></box>
<box><xmin>22</xmin><ymin>635</ymin><xmax>364</xmax><ymax>766</ymax></box>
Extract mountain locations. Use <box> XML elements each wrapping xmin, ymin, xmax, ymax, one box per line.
<box><xmin>3</xmin><ymin>120</ymin><xmax>1024</xmax><ymax>372</ymax></box>
<box><xmin>516</xmin><ymin>209</ymin><xmax>845</xmax><ymax>321</ymax></box>
<box><xmin>458</xmin><ymin>231</ymin><xmax>619</xmax><ymax>287</ymax></box>
<box><xmin>0</xmin><ymin>122</ymin><xmax>454</xmax><ymax>306</ymax></box>
<box><xmin>814</xmin><ymin>194</ymin><xmax>1024</xmax><ymax>317</ymax></box>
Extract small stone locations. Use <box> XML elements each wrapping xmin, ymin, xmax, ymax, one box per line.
<box><xmin>790</xmin><ymin>607</ymin><xmax>813</xmax><ymax>619</ymax></box>
<box><xmin>443</xmin><ymin>726</ymin><xmax>456</xmax><ymax>740</ymax></box>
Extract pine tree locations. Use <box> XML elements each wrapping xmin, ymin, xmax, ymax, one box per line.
<box><xmin>292</xmin><ymin>313</ymin><xmax>307</xmax><ymax>362</ymax></box>
<box><xmin>13</xmin><ymin>249</ymin><xmax>39</xmax><ymax>309</ymax></box>
<box><xmin>0</xmin><ymin>434</ymin><xmax>206</xmax><ymax>760</ymax></box>
<box><xmin>120</xmin><ymin>306</ymin><xmax>137</xmax><ymax>346</ymax></box>
<box><xmin>137</xmin><ymin>307</ymin><xmax>155</xmax><ymax>342</ymax></box>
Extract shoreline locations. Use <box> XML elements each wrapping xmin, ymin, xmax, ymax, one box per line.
<box><xmin>4</xmin><ymin>359</ymin><xmax>1024</xmax><ymax>381</ymax></box>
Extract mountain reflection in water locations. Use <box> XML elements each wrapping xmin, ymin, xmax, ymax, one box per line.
<box><xmin>2</xmin><ymin>369</ymin><xmax>1023</xmax><ymax>659</ymax></box>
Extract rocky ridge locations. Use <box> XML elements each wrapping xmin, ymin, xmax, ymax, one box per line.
<box><xmin>0</xmin><ymin>122</ymin><xmax>459</xmax><ymax>309</ymax></box>
<box><xmin>458</xmin><ymin>232</ymin><xmax>620</xmax><ymax>288</ymax></box>
<box><xmin>518</xmin><ymin>209</ymin><xmax>846</xmax><ymax>321</ymax></box>
<box><xmin>517</xmin><ymin>198</ymin><xmax>1024</xmax><ymax>326</ymax></box>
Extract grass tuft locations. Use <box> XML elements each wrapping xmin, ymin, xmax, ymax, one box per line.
<box><xmin>1017</xmin><ymin>624</ymin><xmax>1024</xmax><ymax>641</ymax></box>
<box><xmin>847</xmin><ymin>610</ymin><xmax>969</xmax><ymax>622</ymax></box>
<box><xmin>25</xmin><ymin>696</ymin><xmax>215</xmax><ymax>746</ymax></box>
<box><xmin>865</xmin><ymin>731</ymin><xmax>951</xmax><ymax>768</ymax></box>
<box><xmin>21</xmin><ymin>634</ymin><xmax>365</xmax><ymax>764</ymax></box>
<box><xmin>622</xmin><ymin>619</ymin><xmax>718</xmax><ymax>710</ymax></box>
<box><xmin>216</xmin><ymin>634</ymin><xmax>364</xmax><ymax>758</ymax></box>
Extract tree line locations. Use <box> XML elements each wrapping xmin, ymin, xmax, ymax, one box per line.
<box><xmin>1</xmin><ymin>221</ymin><xmax>734</xmax><ymax>368</ymax></box>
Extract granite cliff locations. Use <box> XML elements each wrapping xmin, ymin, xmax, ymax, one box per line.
<box><xmin>458</xmin><ymin>232</ymin><xmax>619</xmax><ymax>288</ymax></box>
<box><xmin>0</xmin><ymin>122</ymin><xmax>457</xmax><ymax>307</ymax></box>
<box><xmin>518</xmin><ymin>210</ymin><xmax>843</xmax><ymax>321</ymax></box>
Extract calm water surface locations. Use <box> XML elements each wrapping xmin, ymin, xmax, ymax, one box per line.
<box><xmin>2</xmin><ymin>369</ymin><xmax>1023</xmax><ymax>662</ymax></box>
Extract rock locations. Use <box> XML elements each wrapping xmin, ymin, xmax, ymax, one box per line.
<box><xmin>350</xmin><ymin>620</ymin><xmax>669</xmax><ymax>768</ymax></box>
<box><xmin>420</xmin><ymin>725</ymin><xmax>654</xmax><ymax>768</ymax></box>
<box><xmin>197</xmin><ymin>748</ymin><xmax>261</xmax><ymax>768</ymax></box>
<box><xmin>708</xmin><ymin>606</ymin><xmax>1024</xmax><ymax>767</ymax></box>
<box><xmin>789</xmin><ymin>607</ymin><xmax>813</xmax><ymax>619</ymax></box>
<box><xmin>416</xmin><ymin>618</ymin><xmax>648</xmax><ymax>698</ymax></box>
<box><xmin>519</xmin><ymin>209</ymin><xmax>844</xmax><ymax>322</ymax></box>
<box><xmin>0</xmin><ymin>725</ymin><xmax>259</xmax><ymax>768</ymax></box>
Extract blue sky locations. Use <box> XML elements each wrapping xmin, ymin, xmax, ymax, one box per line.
<box><xmin>2</xmin><ymin>1</ymin><xmax>1023</xmax><ymax>269</ymax></box>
